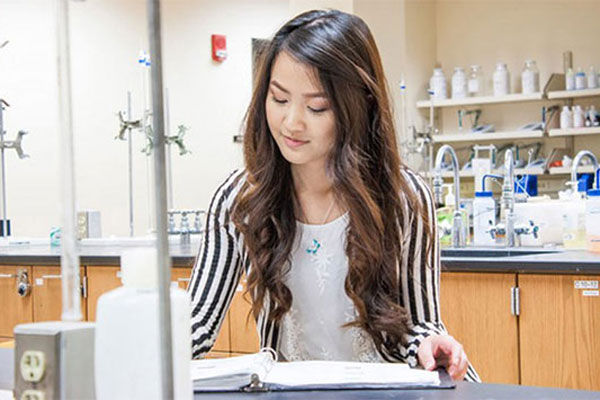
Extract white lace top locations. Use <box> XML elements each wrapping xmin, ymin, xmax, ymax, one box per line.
<box><xmin>279</xmin><ymin>212</ymin><xmax>383</xmax><ymax>363</ymax></box>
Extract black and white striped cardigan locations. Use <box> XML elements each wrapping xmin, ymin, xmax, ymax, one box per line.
<box><xmin>189</xmin><ymin>168</ymin><xmax>480</xmax><ymax>382</ymax></box>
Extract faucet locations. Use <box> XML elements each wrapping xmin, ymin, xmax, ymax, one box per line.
<box><xmin>168</xmin><ymin>209</ymin><xmax>205</xmax><ymax>245</ymax></box>
<box><xmin>488</xmin><ymin>149</ymin><xmax>539</xmax><ymax>247</ymax></box>
<box><xmin>433</xmin><ymin>145</ymin><xmax>466</xmax><ymax>247</ymax></box>
<box><xmin>569</xmin><ymin>150</ymin><xmax>599</xmax><ymax>192</ymax></box>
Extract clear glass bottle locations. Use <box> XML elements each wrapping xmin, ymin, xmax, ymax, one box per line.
<box><xmin>468</xmin><ymin>65</ymin><xmax>484</xmax><ymax>97</ymax></box>
<box><xmin>521</xmin><ymin>60</ymin><xmax>540</xmax><ymax>94</ymax></box>
<box><xmin>588</xmin><ymin>66</ymin><xmax>598</xmax><ymax>89</ymax></box>
<box><xmin>451</xmin><ymin>67</ymin><xmax>467</xmax><ymax>99</ymax></box>
<box><xmin>565</xmin><ymin>67</ymin><xmax>576</xmax><ymax>91</ymax></box>
<box><xmin>493</xmin><ymin>62</ymin><xmax>510</xmax><ymax>96</ymax></box>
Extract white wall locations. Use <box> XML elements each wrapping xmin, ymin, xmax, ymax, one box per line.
<box><xmin>0</xmin><ymin>0</ymin><xmax>289</xmax><ymax>237</ymax></box>
<box><xmin>4</xmin><ymin>0</ymin><xmax>600</xmax><ymax>237</ymax></box>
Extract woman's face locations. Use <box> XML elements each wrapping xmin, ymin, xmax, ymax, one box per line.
<box><xmin>266</xmin><ymin>51</ymin><xmax>336</xmax><ymax>168</ymax></box>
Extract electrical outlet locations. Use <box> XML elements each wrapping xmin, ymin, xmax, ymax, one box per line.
<box><xmin>20</xmin><ymin>350</ymin><xmax>45</xmax><ymax>383</ymax></box>
<box><xmin>21</xmin><ymin>390</ymin><xmax>45</xmax><ymax>400</ymax></box>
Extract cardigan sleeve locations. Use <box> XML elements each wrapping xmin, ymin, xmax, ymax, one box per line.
<box><xmin>395</xmin><ymin>169</ymin><xmax>481</xmax><ymax>383</ymax></box>
<box><xmin>188</xmin><ymin>170</ymin><xmax>246</xmax><ymax>359</ymax></box>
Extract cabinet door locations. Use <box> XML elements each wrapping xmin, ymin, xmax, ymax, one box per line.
<box><xmin>32</xmin><ymin>266</ymin><xmax>87</xmax><ymax>322</ymax></box>
<box><xmin>0</xmin><ymin>266</ymin><xmax>33</xmax><ymax>337</ymax></box>
<box><xmin>519</xmin><ymin>274</ymin><xmax>600</xmax><ymax>391</ymax></box>
<box><xmin>229</xmin><ymin>276</ymin><xmax>259</xmax><ymax>354</ymax></box>
<box><xmin>440</xmin><ymin>272</ymin><xmax>519</xmax><ymax>384</ymax></box>
<box><xmin>86</xmin><ymin>266</ymin><xmax>122</xmax><ymax>321</ymax></box>
<box><xmin>172</xmin><ymin>267</ymin><xmax>230</xmax><ymax>354</ymax></box>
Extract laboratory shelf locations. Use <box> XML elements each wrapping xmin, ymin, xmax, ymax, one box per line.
<box><xmin>548</xmin><ymin>127</ymin><xmax>600</xmax><ymax>137</ymax></box>
<box><xmin>416</xmin><ymin>92</ymin><xmax>544</xmax><ymax>109</ymax></box>
<box><xmin>548</xmin><ymin>165</ymin><xmax>596</xmax><ymax>175</ymax></box>
<box><xmin>431</xmin><ymin>129</ymin><xmax>544</xmax><ymax>143</ymax></box>
<box><xmin>546</xmin><ymin>87</ymin><xmax>600</xmax><ymax>100</ymax></box>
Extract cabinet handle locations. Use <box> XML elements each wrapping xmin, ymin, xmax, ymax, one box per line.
<box><xmin>510</xmin><ymin>287</ymin><xmax>520</xmax><ymax>316</ymax></box>
<box><xmin>176</xmin><ymin>278</ymin><xmax>190</xmax><ymax>282</ymax></box>
<box><xmin>0</xmin><ymin>273</ymin><xmax>17</xmax><ymax>279</ymax></box>
<box><xmin>41</xmin><ymin>274</ymin><xmax>62</xmax><ymax>279</ymax></box>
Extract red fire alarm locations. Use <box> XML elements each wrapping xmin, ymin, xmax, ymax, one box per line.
<box><xmin>211</xmin><ymin>34</ymin><xmax>227</xmax><ymax>62</ymax></box>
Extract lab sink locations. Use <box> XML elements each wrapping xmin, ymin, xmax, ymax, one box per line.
<box><xmin>441</xmin><ymin>247</ymin><xmax>562</xmax><ymax>258</ymax></box>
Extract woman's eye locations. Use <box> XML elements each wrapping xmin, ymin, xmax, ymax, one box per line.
<box><xmin>272</xmin><ymin>96</ymin><xmax>287</xmax><ymax>104</ymax></box>
<box><xmin>308</xmin><ymin>106</ymin><xmax>328</xmax><ymax>113</ymax></box>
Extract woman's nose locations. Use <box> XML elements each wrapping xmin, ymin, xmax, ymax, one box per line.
<box><xmin>283</xmin><ymin>104</ymin><xmax>305</xmax><ymax>133</ymax></box>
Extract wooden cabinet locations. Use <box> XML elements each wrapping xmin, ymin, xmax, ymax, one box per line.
<box><xmin>32</xmin><ymin>266</ymin><xmax>87</xmax><ymax>322</ymax></box>
<box><xmin>440</xmin><ymin>272</ymin><xmax>519</xmax><ymax>384</ymax></box>
<box><xmin>519</xmin><ymin>274</ymin><xmax>600</xmax><ymax>391</ymax></box>
<box><xmin>0</xmin><ymin>266</ymin><xmax>33</xmax><ymax>337</ymax></box>
<box><xmin>86</xmin><ymin>266</ymin><xmax>121</xmax><ymax>321</ymax></box>
<box><xmin>229</xmin><ymin>276</ymin><xmax>260</xmax><ymax>354</ymax></box>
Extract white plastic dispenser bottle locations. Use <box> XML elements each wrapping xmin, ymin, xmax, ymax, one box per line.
<box><xmin>493</xmin><ymin>62</ymin><xmax>510</xmax><ymax>96</ymax></box>
<box><xmin>451</xmin><ymin>67</ymin><xmax>467</xmax><ymax>99</ymax></box>
<box><xmin>560</xmin><ymin>106</ymin><xmax>573</xmax><ymax>129</ymax></box>
<box><xmin>586</xmin><ymin>187</ymin><xmax>600</xmax><ymax>253</ymax></box>
<box><xmin>95</xmin><ymin>247</ymin><xmax>192</xmax><ymax>400</ymax></box>
<box><xmin>473</xmin><ymin>175</ymin><xmax>497</xmax><ymax>246</ymax></box>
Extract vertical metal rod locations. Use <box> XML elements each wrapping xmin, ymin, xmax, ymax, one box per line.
<box><xmin>56</xmin><ymin>0</ymin><xmax>82</xmax><ymax>321</ymax></box>
<box><xmin>165</xmin><ymin>88</ymin><xmax>173</xmax><ymax>210</ymax></box>
<box><xmin>0</xmin><ymin>103</ymin><xmax>7</xmax><ymax>236</ymax></box>
<box><xmin>127</xmin><ymin>91</ymin><xmax>134</xmax><ymax>236</ymax></box>
<box><xmin>147</xmin><ymin>0</ymin><xmax>174</xmax><ymax>398</ymax></box>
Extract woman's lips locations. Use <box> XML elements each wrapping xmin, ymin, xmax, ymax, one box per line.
<box><xmin>283</xmin><ymin>135</ymin><xmax>308</xmax><ymax>148</ymax></box>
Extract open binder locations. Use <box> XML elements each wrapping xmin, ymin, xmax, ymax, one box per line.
<box><xmin>192</xmin><ymin>349</ymin><xmax>455</xmax><ymax>393</ymax></box>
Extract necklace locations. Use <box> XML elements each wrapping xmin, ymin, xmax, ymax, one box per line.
<box><xmin>298</xmin><ymin>197</ymin><xmax>336</xmax><ymax>255</ymax></box>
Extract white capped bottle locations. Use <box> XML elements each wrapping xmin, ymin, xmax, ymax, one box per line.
<box><xmin>560</xmin><ymin>105</ymin><xmax>573</xmax><ymax>129</ymax></box>
<box><xmin>575</xmin><ymin>67</ymin><xmax>587</xmax><ymax>90</ymax></box>
<box><xmin>429</xmin><ymin>68</ymin><xmax>447</xmax><ymax>100</ymax></box>
<box><xmin>95</xmin><ymin>247</ymin><xmax>192</xmax><ymax>400</ymax></box>
<box><xmin>473</xmin><ymin>190</ymin><xmax>496</xmax><ymax>246</ymax></box>
<box><xmin>573</xmin><ymin>105</ymin><xmax>585</xmax><ymax>128</ymax></box>
<box><xmin>493</xmin><ymin>62</ymin><xmax>510</xmax><ymax>96</ymax></box>
<box><xmin>451</xmin><ymin>67</ymin><xmax>467</xmax><ymax>99</ymax></box>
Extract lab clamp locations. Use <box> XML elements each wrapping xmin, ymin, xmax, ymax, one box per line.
<box><xmin>400</xmin><ymin>87</ymin><xmax>435</xmax><ymax>177</ymax></box>
<box><xmin>168</xmin><ymin>209</ymin><xmax>205</xmax><ymax>245</ymax></box>
<box><xmin>115</xmin><ymin>85</ymin><xmax>191</xmax><ymax>236</ymax></box>
<box><xmin>0</xmin><ymin>98</ymin><xmax>30</xmax><ymax>237</ymax></box>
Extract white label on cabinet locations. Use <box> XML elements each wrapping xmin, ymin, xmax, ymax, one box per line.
<box><xmin>583</xmin><ymin>290</ymin><xmax>599</xmax><ymax>297</ymax></box>
<box><xmin>35</xmin><ymin>278</ymin><xmax>43</xmax><ymax>286</ymax></box>
<box><xmin>574</xmin><ymin>280</ymin><xmax>598</xmax><ymax>289</ymax></box>
<box><xmin>116</xmin><ymin>271</ymin><xmax>122</xmax><ymax>278</ymax></box>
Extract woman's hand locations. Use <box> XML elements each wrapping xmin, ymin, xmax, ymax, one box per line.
<box><xmin>417</xmin><ymin>334</ymin><xmax>468</xmax><ymax>381</ymax></box>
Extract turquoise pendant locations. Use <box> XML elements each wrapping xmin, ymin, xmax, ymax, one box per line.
<box><xmin>306</xmin><ymin>239</ymin><xmax>321</xmax><ymax>255</ymax></box>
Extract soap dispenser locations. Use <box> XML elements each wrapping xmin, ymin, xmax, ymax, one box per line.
<box><xmin>95</xmin><ymin>247</ymin><xmax>192</xmax><ymax>400</ymax></box>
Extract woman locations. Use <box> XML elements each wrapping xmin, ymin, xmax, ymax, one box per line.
<box><xmin>189</xmin><ymin>9</ymin><xmax>479</xmax><ymax>382</ymax></box>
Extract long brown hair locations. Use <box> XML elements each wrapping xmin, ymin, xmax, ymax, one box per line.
<box><xmin>232</xmin><ymin>9</ymin><xmax>431</xmax><ymax>354</ymax></box>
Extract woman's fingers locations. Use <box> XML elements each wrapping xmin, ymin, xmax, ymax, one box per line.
<box><xmin>418</xmin><ymin>335</ymin><xmax>469</xmax><ymax>381</ymax></box>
